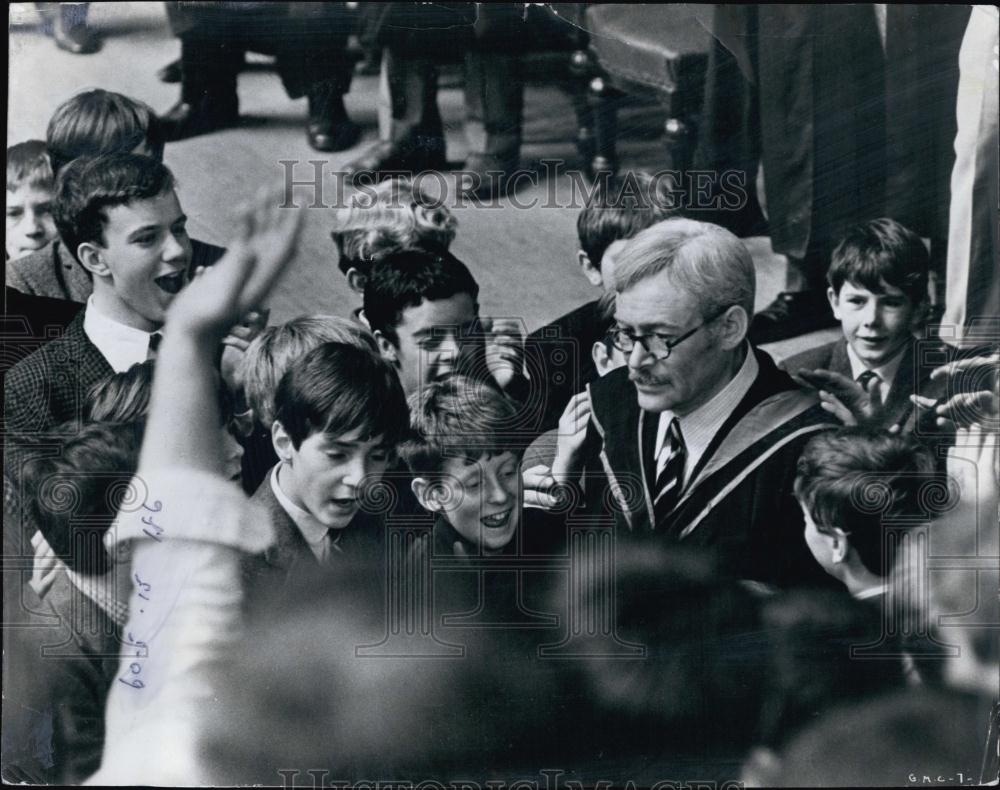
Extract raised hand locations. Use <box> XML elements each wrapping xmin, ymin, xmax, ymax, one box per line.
<box><xmin>794</xmin><ymin>368</ymin><xmax>878</xmax><ymax>426</ymax></box>
<box><xmin>482</xmin><ymin>316</ymin><xmax>526</xmax><ymax>392</ymax></box>
<box><xmin>910</xmin><ymin>351</ymin><xmax>999</xmax><ymax>432</ymax></box>
<box><xmin>165</xmin><ymin>188</ymin><xmax>304</xmax><ymax>341</ymax></box>
<box><xmin>551</xmin><ymin>390</ymin><xmax>592</xmax><ymax>483</ymax></box>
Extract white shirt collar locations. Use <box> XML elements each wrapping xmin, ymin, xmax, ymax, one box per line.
<box><xmin>270</xmin><ymin>464</ymin><xmax>335</xmax><ymax>562</ymax></box>
<box><xmin>82</xmin><ymin>296</ymin><xmax>160</xmax><ymax>373</ymax></box>
<box><xmin>853</xmin><ymin>584</ymin><xmax>888</xmax><ymax>601</ymax></box>
<box><xmin>845</xmin><ymin>340</ymin><xmax>907</xmax><ymax>401</ymax></box>
<box><xmin>655</xmin><ymin>344</ymin><xmax>759</xmax><ymax>488</ymax></box>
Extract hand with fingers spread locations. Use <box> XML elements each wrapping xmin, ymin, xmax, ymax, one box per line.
<box><xmin>482</xmin><ymin>316</ymin><xmax>526</xmax><ymax>392</ymax></box>
<box><xmin>910</xmin><ymin>351</ymin><xmax>999</xmax><ymax>432</ymax></box>
<box><xmin>551</xmin><ymin>391</ymin><xmax>592</xmax><ymax>483</ymax></box>
<box><xmin>793</xmin><ymin>368</ymin><xmax>879</xmax><ymax>427</ymax></box>
<box><xmin>165</xmin><ymin>189</ymin><xmax>304</xmax><ymax>341</ymax></box>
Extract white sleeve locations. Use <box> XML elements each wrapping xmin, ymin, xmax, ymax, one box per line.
<box><xmin>86</xmin><ymin>468</ymin><xmax>274</xmax><ymax>787</ymax></box>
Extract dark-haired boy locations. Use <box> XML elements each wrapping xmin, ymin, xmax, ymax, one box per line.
<box><xmin>6</xmin><ymin>90</ymin><xmax>223</xmax><ymax>302</ymax></box>
<box><xmin>783</xmin><ymin>218</ymin><xmax>947</xmax><ymax>433</ymax></box>
<box><xmin>794</xmin><ymin>427</ymin><xmax>935</xmax><ymax>598</ymax></box>
<box><xmin>5</xmin><ymin>154</ymin><xmax>192</xmax><ymax>441</ymax></box>
<box><xmin>243</xmin><ymin>342</ymin><xmax>410</xmax><ymax>598</ymax></box>
<box><xmin>526</xmin><ymin>172</ymin><xmax>679</xmax><ymax>432</ymax></box>
<box><xmin>363</xmin><ymin>248</ymin><xmax>529</xmax><ymax>406</ymax></box>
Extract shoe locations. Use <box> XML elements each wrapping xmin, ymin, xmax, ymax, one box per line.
<box><xmin>343</xmin><ymin>133</ymin><xmax>447</xmax><ymax>184</ymax></box>
<box><xmin>160</xmin><ymin>99</ymin><xmax>239</xmax><ymax>142</ymax></box>
<box><xmin>307</xmin><ymin>118</ymin><xmax>362</xmax><ymax>152</ymax></box>
<box><xmin>749</xmin><ymin>290</ymin><xmax>839</xmax><ymax>344</ymax></box>
<box><xmin>53</xmin><ymin>23</ymin><xmax>101</xmax><ymax>55</ymax></box>
<box><xmin>157</xmin><ymin>59</ymin><xmax>182</xmax><ymax>84</ymax></box>
<box><xmin>461</xmin><ymin>152</ymin><xmax>520</xmax><ymax>198</ymax></box>
<box><xmin>306</xmin><ymin>88</ymin><xmax>361</xmax><ymax>152</ymax></box>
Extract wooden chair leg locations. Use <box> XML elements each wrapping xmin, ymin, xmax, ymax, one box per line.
<box><xmin>589</xmin><ymin>75</ymin><xmax>619</xmax><ymax>177</ymax></box>
<box><xmin>568</xmin><ymin>49</ymin><xmax>595</xmax><ymax>169</ymax></box>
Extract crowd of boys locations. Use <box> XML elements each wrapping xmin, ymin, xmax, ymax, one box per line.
<box><xmin>2</xmin><ymin>86</ymin><xmax>998</xmax><ymax>786</ymax></box>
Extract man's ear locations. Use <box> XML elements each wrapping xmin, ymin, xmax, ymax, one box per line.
<box><xmin>77</xmin><ymin>242</ymin><xmax>110</xmax><ymax>277</ymax></box>
<box><xmin>830</xmin><ymin>527</ymin><xmax>850</xmax><ymax>564</ymax></box>
<box><xmin>717</xmin><ymin>305</ymin><xmax>750</xmax><ymax>350</ymax></box>
<box><xmin>346</xmin><ymin>267</ymin><xmax>366</xmax><ymax>295</ymax></box>
<box><xmin>373</xmin><ymin>330</ymin><xmax>398</xmax><ymax>363</ymax></box>
<box><xmin>271</xmin><ymin>420</ymin><xmax>295</xmax><ymax>463</ymax></box>
<box><xmin>578</xmin><ymin>250</ymin><xmax>603</xmax><ymax>288</ymax></box>
<box><xmin>910</xmin><ymin>298</ymin><xmax>930</xmax><ymax>331</ymax></box>
<box><xmin>827</xmin><ymin>286</ymin><xmax>842</xmax><ymax>321</ymax></box>
<box><xmin>412</xmin><ymin>477</ymin><xmax>444</xmax><ymax>513</ymax></box>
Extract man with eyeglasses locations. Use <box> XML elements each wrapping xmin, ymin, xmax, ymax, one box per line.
<box><xmin>561</xmin><ymin>218</ymin><xmax>838</xmax><ymax>588</ymax></box>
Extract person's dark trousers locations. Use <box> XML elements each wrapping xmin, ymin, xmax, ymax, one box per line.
<box><xmin>464</xmin><ymin>49</ymin><xmax>523</xmax><ymax>160</ymax></box>
<box><xmin>176</xmin><ymin>4</ymin><xmax>354</xmax><ymax>112</ymax></box>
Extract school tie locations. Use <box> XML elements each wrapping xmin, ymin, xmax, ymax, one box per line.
<box><xmin>653</xmin><ymin>418</ymin><xmax>686</xmax><ymax>527</ymax></box>
<box><xmin>146</xmin><ymin>332</ymin><xmax>163</xmax><ymax>361</ymax></box>
<box><xmin>320</xmin><ymin>529</ymin><xmax>344</xmax><ymax>566</ymax></box>
<box><xmin>857</xmin><ymin>369</ymin><xmax>883</xmax><ymax>409</ymax></box>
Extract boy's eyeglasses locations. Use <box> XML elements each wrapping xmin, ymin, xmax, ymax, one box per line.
<box><xmin>610</xmin><ymin>307</ymin><xmax>732</xmax><ymax>361</ymax></box>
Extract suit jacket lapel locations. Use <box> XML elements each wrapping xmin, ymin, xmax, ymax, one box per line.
<box><xmin>252</xmin><ymin>475</ymin><xmax>317</xmax><ymax>573</ymax></box>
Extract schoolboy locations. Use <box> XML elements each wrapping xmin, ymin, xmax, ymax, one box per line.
<box><xmin>5</xmin><ymin>89</ymin><xmax>223</xmax><ymax>301</ymax></box>
<box><xmin>363</xmin><ymin>249</ymin><xmax>529</xmax><ymax>407</ymax></box>
<box><xmin>236</xmin><ymin>314</ymin><xmax>378</xmax><ymax>491</ymax></box>
<box><xmin>784</xmin><ymin>218</ymin><xmax>945</xmax><ymax>432</ymax></box>
<box><xmin>331</xmin><ymin>177</ymin><xmax>458</xmax><ymax>298</ymax></box>
<box><xmin>243</xmin><ymin>341</ymin><xmax>409</xmax><ymax>597</ymax></box>
<box><xmin>400</xmin><ymin>374</ymin><xmax>565</xmax><ymax>559</ymax></box>
<box><xmin>527</xmin><ymin>171</ymin><xmax>679</xmax><ymax>432</ymax></box>
<box><xmin>793</xmin><ymin>427</ymin><xmax>934</xmax><ymax>598</ymax></box>
<box><xmin>5</xmin><ymin>154</ymin><xmax>192</xmax><ymax>440</ymax></box>
<box><xmin>6</xmin><ymin>141</ymin><xmax>58</xmax><ymax>260</ymax></box>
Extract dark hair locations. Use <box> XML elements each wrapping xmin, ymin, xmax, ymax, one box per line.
<box><xmin>86</xmin><ymin>360</ymin><xmax>234</xmax><ymax>427</ymax></box>
<box><xmin>827</xmin><ymin>218</ymin><xmax>930</xmax><ymax>306</ymax></box>
<box><xmin>756</xmin><ymin>589</ymin><xmax>907</xmax><ymax>750</ymax></box>
<box><xmin>46</xmin><ymin>89</ymin><xmax>165</xmax><ymax>174</ymax></box>
<box><xmin>794</xmin><ymin>428</ymin><xmax>935</xmax><ymax>577</ymax></box>
<box><xmin>23</xmin><ymin>421</ymin><xmax>143</xmax><ymax>575</ymax></box>
<box><xmin>576</xmin><ymin>171</ymin><xmax>680</xmax><ymax>269</ymax></box>
<box><xmin>363</xmin><ymin>249</ymin><xmax>480</xmax><ymax>344</ymax></box>
<box><xmin>6</xmin><ymin>140</ymin><xmax>55</xmax><ymax>192</ymax></box>
<box><xmin>399</xmin><ymin>375</ymin><xmax>524</xmax><ymax>477</ymax></box>
<box><xmin>274</xmin><ymin>342</ymin><xmax>409</xmax><ymax>450</ymax></box>
<box><xmin>53</xmin><ymin>153</ymin><xmax>176</xmax><ymax>265</ymax></box>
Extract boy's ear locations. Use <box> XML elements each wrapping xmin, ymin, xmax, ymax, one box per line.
<box><xmin>830</xmin><ymin>527</ymin><xmax>850</xmax><ymax>564</ymax></box>
<box><xmin>271</xmin><ymin>420</ymin><xmax>295</xmax><ymax>462</ymax></box>
<box><xmin>374</xmin><ymin>330</ymin><xmax>398</xmax><ymax>364</ymax></box>
<box><xmin>578</xmin><ymin>250</ymin><xmax>603</xmax><ymax>288</ymax></box>
<box><xmin>346</xmin><ymin>267</ymin><xmax>367</xmax><ymax>296</ymax></box>
<box><xmin>77</xmin><ymin>242</ymin><xmax>110</xmax><ymax>277</ymax></box>
<box><xmin>411</xmin><ymin>477</ymin><xmax>444</xmax><ymax>513</ymax></box>
<box><xmin>827</xmin><ymin>287</ymin><xmax>842</xmax><ymax>320</ymax></box>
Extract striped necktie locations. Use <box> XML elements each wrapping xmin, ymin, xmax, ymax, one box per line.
<box><xmin>857</xmin><ymin>369</ymin><xmax>882</xmax><ymax>408</ymax></box>
<box><xmin>653</xmin><ymin>418</ymin><xmax>686</xmax><ymax>527</ymax></box>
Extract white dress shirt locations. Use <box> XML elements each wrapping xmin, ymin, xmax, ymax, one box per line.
<box><xmin>82</xmin><ymin>297</ymin><xmax>161</xmax><ymax>373</ymax></box>
<box><xmin>845</xmin><ymin>342</ymin><xmax>906</xmax><ymax>405</ymax></box>
<box><xmin>270</xmin><ymin>464</ymin><xmax>339</xmax><ymax>562</ymax></box>
<box><xmin>654</xmin><ymin>345</ymin><xmax>759</xmax><ymax>490</ymax></box>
